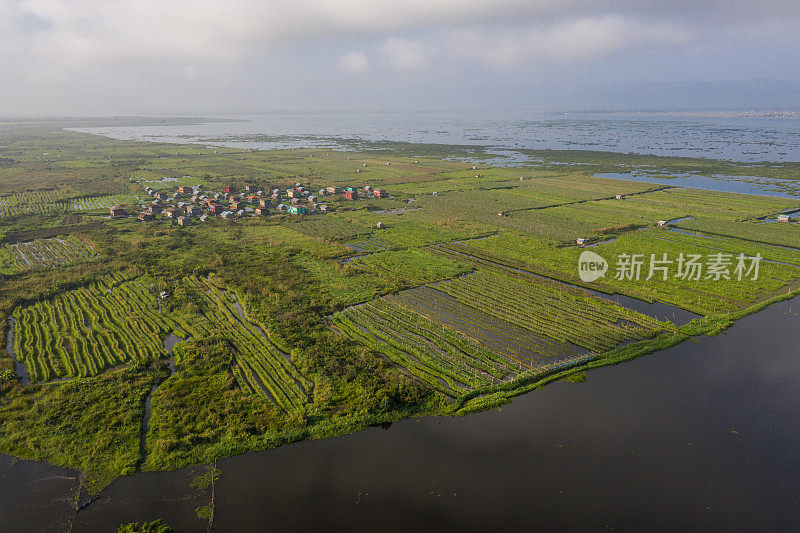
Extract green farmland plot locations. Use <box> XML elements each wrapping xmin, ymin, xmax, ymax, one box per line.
<box><xmin>178</xmin><ymin>276</ymin><xmax>311</xmax><ymax>412</ymax></box>
<box><xmin>330</xmin><ymin>268</ymin><xmax>672</xmax><ymax>397</ymax></box>
<box><xmin>0</xmin><ymin>235</ymin><xmax>97</xmax><ymax>274</ymax></box>
<box><xmin>434</xmin><ymin>270</ymin><xmax>671</xmax><ymax>352</ymax></box>
<box><xmin>0</xmin><ymin>189</ymin><xmax>138</xmax><ymax>217</ymax></box>
<box><xmin>9</xmin><ymin>270</ymin><xmax>312</xmax><ymax>412</ymax></box>
<box><xmin>12</xmin><ymin>272</ymin><xmax>177</xmax><ymax>381</ymax></box>
<box><xmin>442</xmin><ymin>228</ymin><xmax>800</xmax><ymax>315</ymax></box>
<box><xmin>346</xmin><ymin>248</ymin><xmax>472</xmax><ymax>286</ymax></box>
<box><xmin>331</xmin><ymin>297</ymin><xmax>528</xmax><ymax>397</ymax></box>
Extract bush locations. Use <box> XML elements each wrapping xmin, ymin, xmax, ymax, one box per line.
<box><xmin>117</xmin><ymin>519</ymin><xmax>173</xmax><ymax>533</ymax></box>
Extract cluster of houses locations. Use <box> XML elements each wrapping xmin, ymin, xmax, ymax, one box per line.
<box><xmin>337</xmin><ymin>185</ymin><xmax>389</xmax><ymax>201</ymax></box>
<box><xmin>129</xmin><ymin>181</ymin><xmax>391</xmax><ymax>225</ymax></box>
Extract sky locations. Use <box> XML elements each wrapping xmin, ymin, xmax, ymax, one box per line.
<box><xmin>1</xmin><ymin>0</ymin><xmax>799</xmax><ymax>115</ymax></box>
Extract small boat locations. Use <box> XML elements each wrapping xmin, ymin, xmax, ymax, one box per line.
<box><xmin>76</xmin><ymin>495</ymin><xmax>100</xmax><ymax>512</ymax></box>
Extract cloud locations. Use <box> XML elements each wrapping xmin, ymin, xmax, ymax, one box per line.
<box><xmin>8</xmin><ymin>0</ymin><xmax>800</xmax><ymax>67</ymax></box>
<box><xmin>444</xmin><ymin>16</ymin><xmax>694</xmax><ymax>68</ymax></box>
<box><xmin>339</xmin><ymin>51</ymin><xmax>370</xmax><ymax>73</ymax></box>
<box><xmin>380</xmin><ymin>38</ymin><xmax>428</xmax><ymax>70</ymax></box>
<box><xmin>1</xmin><ymin>0</ymin><xmax>800</xmax><ymax>114</ymax></box>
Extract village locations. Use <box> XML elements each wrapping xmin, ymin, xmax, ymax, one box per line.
<box><xmin>108</xmin><ymin>181</ymin><xmax>390</xmax><ymax>226</ymax></box>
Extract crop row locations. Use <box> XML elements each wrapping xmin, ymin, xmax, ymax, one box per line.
<box><xmin>0</xmin><ymin>202</ymin><xmax>67</xmax><ymax>217</ymax></box>
<box><xmin>180</xmin><ymin>276</ymin><xmax>311</xmax><ymax>411</ymax></box>
<box><xmin>435</xmin><ymin>270</ymin><xmax>668</xmax><ymax>352</ymax></box>
<box><xmin>68</xmin><ymin>194</ymin><xmax>138</xmax><ymax>211</ymax></box>
<box><xmin>0</xmin><ymin>192</ymin><xmax>137</xmax><ymax>217</ymax></box>
<box><xmin>12</xmin><ymin>276</ymin><xmax>178</xmax><ymax>381</ymax></box>
<box><xmin>5</xmin><ymin>236</ymin><xmax>97</xmax><ymax>270</ymax></box>
<box><xmin>0</xmin><ymin>188</ymin><xmax>70</xmax><ymax>208</ymax></box>
<box><xmin>331</xmin><ymin>298</ymin><xmax>524</xmax><ymax>396</ymax></box>
<box><xmin>329</xmin><ymin>265</ymin><xmax>666</xmax><ymax>397</ymax></box>
<box><xmin>8</xmin><ymin>269</ymin><xmax>312</xmax><ymax>409</ymax></box>
<box><xmin>388</xmin><ymin>287</ymin><xmax>582</xmax><ymax>363</ymax></box>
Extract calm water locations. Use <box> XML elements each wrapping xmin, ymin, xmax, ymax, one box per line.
<box><xmin>596</xmin><ymin>172</ymin><xmax>800</xmax><ymax>199</ymax></box>
<box><xmin>73</xmin><ymin>111</ymin><xmax>800</xmax><ymax>163</ymax></box>
<box><xmin>3</xmin><ymin>296</ymin><xmax>799</xmax><ymax>531</ymax></box>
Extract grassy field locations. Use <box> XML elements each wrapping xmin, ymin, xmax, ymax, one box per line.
<box><xmin>1</xmin><ymin>120</ymin><xmax>799</xmax><ymax>492</ymax></box>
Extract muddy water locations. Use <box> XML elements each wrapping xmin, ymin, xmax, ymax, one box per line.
<box><xmin>162</xmin><ymin>334</ymin><xmax>182</xmax><ymax>355</ymax></box>
<box><xmin>3</xmin><ymin>296</ymin><xmax>800</xmax><ymax>531</ymax></box>
<box><xmin>584</xmin><ymin>237</ymin><xmax>617</xmax><ymax>247</ymax></box>
<box><xmin>667</xmin><ymin>216</ymin><xmax>695</xmax><ymax>224</ymax></box>
<box><xmin>138</xmin><ymin>385</ymin><xmax>158</xmax><ymax>471</ymax></box>
<box><xmin>585</xmin><ymin>289</ymin><xmax>699</xmax><ymax>326</ymax></box>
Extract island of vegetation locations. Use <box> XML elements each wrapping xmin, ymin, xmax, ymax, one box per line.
<box><xmin>1</xmin><ymin>119</ymin><xmax>799</xmax><ymax>498</ymax></box>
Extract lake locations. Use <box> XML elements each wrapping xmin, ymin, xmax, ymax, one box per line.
<box><xmin>596</xmin><ymin>171</ymin><xmax>800</xmax><ymax>199</ymax></box>
<box><xmin>72</xmin><ymin>111</ymin><xmax>800</xmax><ymax>164</ymax></box>
<box><xmin>3</xmin><ymin>295</ymin><xmax>799</xmax><ymax>531</ymax></box>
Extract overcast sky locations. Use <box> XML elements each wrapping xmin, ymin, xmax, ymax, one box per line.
<box><xmin>1</xmin><ymin>0</ymin><xmax>799</xmax><ymax>115</ymax></box>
